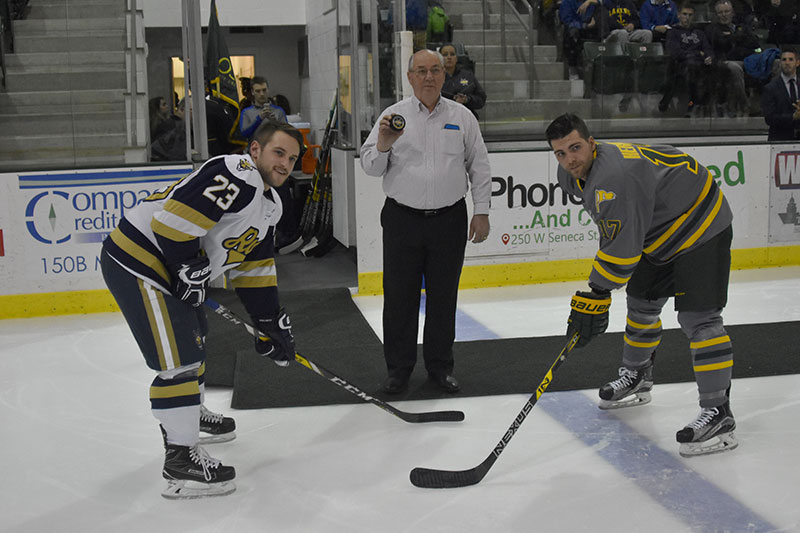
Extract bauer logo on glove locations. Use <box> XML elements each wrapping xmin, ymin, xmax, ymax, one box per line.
<box><xmin>567</xmin><ymin>289</ymin><xmax>611</xmax><ymax>347</ymax></box>
<box><xmin>570</xmin><ymin>293</ymin><xmax>611</xmax><ymax>314</ymax></box>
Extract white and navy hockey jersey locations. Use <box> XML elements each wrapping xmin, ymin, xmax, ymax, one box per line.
<box><xmin>103</xmin><ymin>153</ymin><xmax>283</xmax><ymax>318</ymax></box>
<box><xmin>557</xmin><ymin>142</ymin><xmax>733</xmax><ymax>292</ymax></box>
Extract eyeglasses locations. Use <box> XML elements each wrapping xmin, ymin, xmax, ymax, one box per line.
<box><xmin>411</xmin><ymin>67</ymin><xmax>444</xmax><ymax>77</ymax></box>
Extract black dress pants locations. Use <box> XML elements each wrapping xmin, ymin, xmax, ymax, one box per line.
<box><xmin>380</xmin><ymin>197</ymin><xmax>468</xmax><ymax>379</ymax></box>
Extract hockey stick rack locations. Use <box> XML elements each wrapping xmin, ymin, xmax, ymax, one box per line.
<box><xmin>409</xmin><ymin>333</ymin><xmax>580</xmax><ymax>488</ymax></box>
<box><xmin>204</xmin><ymin>298</ymin><xmax>465</xmax><ymax>424</ymax></box>
<box><xmin>295</xmin><ymin>91</ymin><xmax>339</xmax><ymax>258</ymax></box>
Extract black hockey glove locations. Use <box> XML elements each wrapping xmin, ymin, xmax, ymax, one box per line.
<box><xmin>254</xmin><ymin>308</ymin><xmax>295</xmax><ymax>367</ymax></box>
<box><xmin>567</xmin><ymin>289</ymin><xmax>611</xmax><ymax>348</ymax></box>
<box><xmin>170</xmin><ymin>256</ymin><xmax>212</xmax><ymax>307</ymax></box>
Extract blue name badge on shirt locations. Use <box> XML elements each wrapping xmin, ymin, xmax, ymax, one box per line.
<box><xmin>443</xmin><ymin>123</ymin><xmax>460</xmax><ymax>130</ymax></box>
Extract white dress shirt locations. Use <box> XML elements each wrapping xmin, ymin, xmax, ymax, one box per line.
<box><xmin>359</xmin><ymin>95</ymin><xmax>492</xmax><ymax>215</ymax></box>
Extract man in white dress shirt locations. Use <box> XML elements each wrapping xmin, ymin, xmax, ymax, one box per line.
<box><xmin>360</xmin><ymin>49</ymin><xmax>492</xmax><ymax>394</ymax></box>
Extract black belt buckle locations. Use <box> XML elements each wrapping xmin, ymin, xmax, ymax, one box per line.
<box><xmin>422</xmin><ymin>208</ymin><xmax>439</xmax><ymax>217</ymax></box>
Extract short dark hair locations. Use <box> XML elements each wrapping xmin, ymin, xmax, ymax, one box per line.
<box><xmin>677</xmin><ymin>2</ymin><xmax>695</xmax><ymax>12</ymax></box>
<box><xmin>251</xmin><ymin>76</ymin><xmax>268</xmax><ymax>88</ymax></box>
<box><xmin>252</xmin><ymin>120</ymin><xmax>304</xmax><ymax>153</ymax></box>
<box><xmin>780</xmin><ymin>46</ymin><xmax>798</xmax><ymax>58</ymax></box>
<box><xmin>545</xmin><ymin>113</ymin><xmax>591</xmax><ymax>147</ymax></box>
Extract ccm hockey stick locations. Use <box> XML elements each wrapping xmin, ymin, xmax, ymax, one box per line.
<box><xmin>409</xmin><ymin>333</ymin><xmax>580</xmax><ymax>488</ymax></box>
<box><xmin>204</xmin><ymin>298</ymin><xmax>465</xmax><ymax>424</ymax></box>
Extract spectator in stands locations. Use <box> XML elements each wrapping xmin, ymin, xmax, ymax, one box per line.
<box><xmin>604</xmin><ymin>0</ymin><xmax>653</xmax><ymax>111</ymax></box>
<box><xmin>659</xmin><ymin>3</ymin><xmax>715</xmax><ymax>115</ymax></box>
<box><xmin>151</xmin><ymin>99</ymin><xmax>186</xmax><ymax>161</ymax></box>
<box><xmin>605</xmin><ymin>0</ymin><xmax>653</xmax><ymax>44</ymax></box>
<box><xmin>640</xmin><ymin>0</ymin><xmax>679</xmax><ymax>43</ymax></box>
<box><xmin>273</xmin><ymin>94</ymin><xmax>292</xmax><ymax>116</ymax></box>
<box><xmin>757</xmin><ymin>0</ymin><xmax>800</xmax><ymax>46</ymax></box>
<box><xmin>729</xmin><ymin>0</ymin><xmax>757</xmax><ymax>27</ymax></box>
<box><xmin>560</xmin><ymin>0</ymin><xmax>609</xmax><ymax>79</ymax></box>
<box><xmin>407</xmin><ymin>0</ymin><xmax>429</xmax><ymax>51</ymax></box>
<box><xmin>440</xmin><ymin>43</ymin><xmax>487</xmax><ymax>117</ymax></box>
<box><xmin>240</xmin><ymin>76</ymin><xmax>288</xmax><ymax>140</ymax></box>
<box><xmin>239</xmin><ymin>77</ymin><xmax>253</xmax><ymax>110</ymax></box>
<box><xmin>707</xmin><ymin>0</ymin><xmax>762</xmax><ymax>116</ymax></box>
<box><xmin>206</xmin><ymin>95</ymin><xmax>241</xmax><ymax>157</ymax></box>
<box><xmin>149</xmin><ymin>96</ymin><xmax>171</xmax><ymax>141</ymax></box>
<box><xmin>761</xmin><ymin>47</ymin><xmax>800</xmax><ymax>140</ymax></box>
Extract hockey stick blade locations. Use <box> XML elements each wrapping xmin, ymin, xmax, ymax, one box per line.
<box><xmin>409</xmin><ymin>333</ymin><xmax>580</xmax><ymax>488</ymax></box>
<box><xmin>204</xmin><ymin>298</ymin><xmax>464</xmax><ymax>424</ymax></box>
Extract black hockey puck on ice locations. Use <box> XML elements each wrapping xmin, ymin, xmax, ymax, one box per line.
<box><xmin>389</xmin><ymin>114</ymin><xmax>406</xmax><ymax>132</ymax></box>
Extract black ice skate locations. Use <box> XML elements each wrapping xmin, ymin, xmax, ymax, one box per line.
<box><xmin>676</xmin><ymin>401</ymin><xmax>738</xmax><ymax>457</ymax></box>
<box><xmin>162</xmin><ymin>443</ymin><xmax>236</xmax><ymax>499</ymax></box>
<box><xmin>199</xmin><ymin>404</ymin><xmax>236</xmax><ymax>444</ymax></box>
<box><xmin>598</xmin><ymin>359</ymin><xmax>654</xmax><ymax>410</ymax></box>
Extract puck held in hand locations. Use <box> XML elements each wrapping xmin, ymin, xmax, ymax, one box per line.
<box><xmin>389</xmin><ymin>114</ymin><xmax>406</xmax><ymax>132</ymax></box>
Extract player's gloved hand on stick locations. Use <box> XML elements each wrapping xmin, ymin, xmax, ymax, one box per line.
<box><xmin>170</xmin><ymin>256</ymin><xmax>212</xmax><ymax>307</ymax></box>
<box><xmin>254</xmin><ymin>308</ymin><xmax>295</xmax><ymax>367</ymax></box>
<box><xmin>567</xmin><ymin>288</ymin><xmax>611</xmax><ymax>347</ymax></box>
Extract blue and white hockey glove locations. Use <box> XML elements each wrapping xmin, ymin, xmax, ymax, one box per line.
<box><xmin>254</xmin><ymin>308</ymin><xmax>295</xmax><ymax>367</ymax></box>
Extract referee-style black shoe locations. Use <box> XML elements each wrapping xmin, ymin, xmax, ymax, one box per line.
<box><xmin>429</xmin><ymin>373</ymin><xmax>460</xmax><ymax>393</ymax></box>
<box><xmin>382</xmin><ymin>375</ymin><xmax>409</xmax><ymax>394</ymax></box>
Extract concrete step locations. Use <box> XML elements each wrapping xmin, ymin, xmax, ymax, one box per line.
<box><xmin>3</xmin><ymin>51</ymin><xmax>125</xmax><ymax>68</ymax></box>
<box><xmin>456</xmin><ymin>13</ymin><xmax>530</xmax><ymax>29</ymax></box>
<box><xmin>466</xmin><ymin>44</ymin><xmax>558</xmax><ymax>63</ymax></box>
<box><xmin>483</xmin><ymin>79</ymin><xmax>573</xmax><ymax>99</ymax></box>
<box><xmin>14</xmin><ymin>17</ymin><xmax>125</xmax><ymax>33</ymax></box>
<box><xmin>0</xmin><ymin>89</ymin><xmax>125</xmax><ymax>109</ymax></box>
<box><xmin>482</xmin><ymin>98</ymin><xmax>593</xmax><ymax>121</ymax></box>
<box><xmin>441</xmin><ymin>0</ymin><xmax>505</xmax><ymax>16</ymax></box>
<box><xmin>0</xmin><ymin>111</ymin><xmax>127</xmax><ymax>136</ymax></box>
<box><xmin>0</xmin><ymin>132</ymin><xmax>127</xmax><ymax>152</ymax></box>
<box><xmin>475</xmin><ymin>61</ymin><xmax>564</xmax><ymax>81</ymax></box>
<box><xmin>4</xmin><ymin>66</ymin><xmax>126</xmax><ymax>92</ymax></box>
<box><xmin>14</xmin><ymin>31</ymin><xmax>125</xmax><ymax>53</ymax></box>
<box><xmin>452</xmin><ymin>28</ymin><xmax>534</xmax><ymax>46</ymax></box>
<box><xmin>30</xmin><ymin>0</ymin><xmax>125</xmax><ymax>5</ymax></box>
<box><xmin>27</xmin><ymin>2</ymin><xmax>124</xmax><ymax>20</ymax></box>
<box><xmin>0</xmin><ymin>153</ymin><xmax>127</xmax><ymax>172</ymax></box>
<box><xmin>479</xmin><ymin>115</ymin><xmax>768</xmax><ymax>139</ymax></box>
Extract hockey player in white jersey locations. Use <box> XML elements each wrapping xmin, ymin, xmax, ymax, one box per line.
<box><xmin>546</xmin><ymin>113</ymin><xmax>737</xmax><ymax>457</ymax></box>
<box><xmin>101</xmin><ymin>120</ymin><xmax>304</xmax><ymax>498</ymax></box>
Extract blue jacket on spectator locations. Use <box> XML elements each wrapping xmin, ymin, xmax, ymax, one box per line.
<box><xmin>560</xmin><ymin>0</ymin><xmax>610</xmax><ymax>29</ymax></box>
<box><xmin>640</xmin><ymin>0</ymin><xmax>678</xmax><ymax>32</ymax></box>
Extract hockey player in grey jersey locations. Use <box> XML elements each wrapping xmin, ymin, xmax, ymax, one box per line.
<box><xmin>546</xmin><ymin>113</ymin><xmax>737</xmax><ymax>457</ymax></box>
<box><xmin>101</xmin><ymin>121</ymin><xmax>304</xmax><ymax>498</ymax></box>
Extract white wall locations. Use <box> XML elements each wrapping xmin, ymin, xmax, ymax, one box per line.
<box><xmin>142</xmin><ymin>0</ymin><xmax>306</xmax><ymax>27</ymax></box>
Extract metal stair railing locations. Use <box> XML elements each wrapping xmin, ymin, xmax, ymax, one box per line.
<box><xmin>496</xmin><ymin>0</ymin><xmax>537</xmax><ymax>98</ymax></box>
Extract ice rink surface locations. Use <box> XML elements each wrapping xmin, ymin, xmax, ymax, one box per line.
<box><xmin>2</xmin><ymin>267</ymin><xmax>799</xmax><ymax>532</ymax></box>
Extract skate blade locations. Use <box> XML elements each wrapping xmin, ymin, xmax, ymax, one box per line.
<box><xmin>598</xmin><ymin>391</ymin><xmax>652</xmax><ymax>410</ymax></box>
<box><xmin>679</xmin><ymin>431</ymin><xmax>738</xmax><ymax>457</ymax></box>
<box><xmin>162</xmin><ymin>479</ymin><xmax>236</xmax><ymax>500</ymax></box>
<box><xmin>198</xmin><ymin>432</ymin><xmax>236</xmax><ymax>445</ymax></box>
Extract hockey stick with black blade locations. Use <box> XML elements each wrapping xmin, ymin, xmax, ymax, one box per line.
<box><xmin>409</xmin><ymin>333</ymin><xmax>580</xmax><ymax>488</ymax></box>
<box><xmin>204</xmin><ymin>298</ymin><xmax>465</xmax><ymax>424</ymax></box>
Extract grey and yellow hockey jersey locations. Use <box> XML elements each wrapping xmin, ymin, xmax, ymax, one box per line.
<box><xmin>102</xmin><ymin>153</ymin><xmax>283</xmax><ymax>318</ymax></box>
<box><xmin>557</xmin><ymin>142</ymin><xmax>733</xmax><ymax>292</ymax></box>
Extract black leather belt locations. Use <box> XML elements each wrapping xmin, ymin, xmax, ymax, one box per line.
<box><xmin>387</xmin><ymin>197</ymin><xmax>463</xmax><ymax>217</ymax></box>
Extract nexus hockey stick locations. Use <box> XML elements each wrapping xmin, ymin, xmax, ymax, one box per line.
<box><xmin>409</xmin><ymin>333</ymin><xmax>580</xmax><ymax>488</ymax></box>
<box><xmin>205</xmin><ymin>298</ymin><xmax>465</xmax><ymax>424</ymax></box>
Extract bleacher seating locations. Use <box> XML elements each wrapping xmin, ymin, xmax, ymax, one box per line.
<box><xmin>583</xmin><ymin>41</ymin><xmax>634</xmax><ymax>96</ymax></box>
